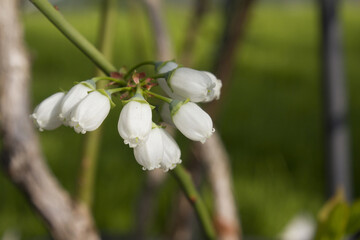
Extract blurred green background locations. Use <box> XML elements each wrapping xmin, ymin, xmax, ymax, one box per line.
<box><xmin>1</xmin><ymin>0</ymin><xmax>360</xmax><ymax>238</ymax></box>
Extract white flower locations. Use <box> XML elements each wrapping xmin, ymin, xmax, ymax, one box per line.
<box><xmin>134</xmin><ymin>127</ymin><xmax>163</xmax><ymax>170</ymax></box>
<box><xmin>69</xmin><ymin>90</ymin><xmax>111</xmax><ymax>134</ymax></box>
<box><xmin>202</xmin><ymin>72</ymin><xmax>222</xmax><ymax>102</ymax></box>
<box><xmin>167</xmin><ymin>67</ymin><xmax>215</xmax><ymax>102</ymax></box>
<box><xmin>30</xmin><ymin>92</ymin><xmax>65</xmax><ymax>131</ymax></box>
<box><xmin>159</xmin><ymin>128</ymin><xmax>181</xmax><ymax>171</ymax></box>
<box><xmin>59</xmin><ymin>80</ymin><xmax>95</xmax><ymax>125</ymax></box>
<box><xmin>118</xmin><ymin>94</ymin><xmax>152</xmax><ymax>148</ymax></box>
<box><xmin>171</xmin><ymin>100</ymin><xmax>214</xmax><ymax>143</ymax></box>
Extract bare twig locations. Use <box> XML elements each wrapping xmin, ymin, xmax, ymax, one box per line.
<box><xmin>208</xmin><ymin>0</ymin><xmax>255</xmax><ymax>120</ymax></box>
<box><xmin>180</xmin><ymin>0</ymin><xmax>210</xmax><ymax>66</ymax></box>
<box><xmin>195</xmin><ymin>132</ymin><xmax>240</xmax><ymax>240</ymax></box>
<box><xmin>0</xmin><ymin>1</ymin><xmax>99</xmax><ymax>240</ymax></box>
<box><xmin>142</xmin><ymin>0</ymin><xmax>173</xmax><ymax>60</ymax></box>
<box><xmin>198</xmin><ymin>1</ymin><xmax>257</xmax><ymax>239</ymax></box>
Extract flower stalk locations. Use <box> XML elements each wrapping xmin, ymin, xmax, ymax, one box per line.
<box><xmin>171</xmin><ymin>165</ymin><xmax>216</xmax><ymax>240</ymax></box>
<box><xmin>92</xmin><ymin>76</ymin><xmax>127</xmax><ymax>85</ymax></box>
<box><xmin>30</xmin><ymin>0</ymin><xmax>117</xmax><ymax>75</ymax></box>
<box><xmin>144</xmin><ymin>90</ymin><xmax>172</xmax><ymax>103</ymax></box>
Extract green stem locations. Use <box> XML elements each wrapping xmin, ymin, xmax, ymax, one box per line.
<box><xmin>107</xmin><ymin>87</ymin><xmax>132</xmax><ymax>94</ymax></box>
<box><xmin>92</xmin><ymin>76</ymin><xmax>126</xmax><ymax>85</ymax></box>
<box><xmin>144</xmin><ymin>90</ymin><xmax>172</xmax><ymax>103</ymax></box>
<box><xmin>30</xmin><ymin>0</ymin><xmax>117</xmax><ymax>75</ymax></box>
<box><xmin>124</xmin><ymin>61</ymin><xmax>157</xmax><ymax>79</ymax></box>
<box><xmin>171</xmin><ymin>166</ymin><xmax>216</xmax><ymax>240</ymax></box>
<box><xmin>77</xmin><ymin>0</ymin><xmax>117</xmax><ymax>207</ymax></box>
<box><xmin>147</xmin><ymin>73</ymin><xmax>168</xmax><ymax>79</ymax></box>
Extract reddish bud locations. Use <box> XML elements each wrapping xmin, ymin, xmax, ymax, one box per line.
<box><xmin>110</xmin><ymin>72</ymin><xmax>123</xmax><ymax>79</ymax></box>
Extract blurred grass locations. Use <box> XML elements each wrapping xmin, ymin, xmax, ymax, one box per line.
<box><xmin>0</xmin><ymin>1</ymin><xmax>359</xmax><ymax>238</ymax></box>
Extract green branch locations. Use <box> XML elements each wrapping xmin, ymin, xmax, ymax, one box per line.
<box><xmin>172</xmin><ymin>166</ymin><xmax>216</xmax><ymax>240</ymax></box>
<box><xmin>30</xmin><ymin>0</ymin><xmax>117</xmax><ymax>75</ymax></box>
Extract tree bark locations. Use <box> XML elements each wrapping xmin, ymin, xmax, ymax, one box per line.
<box><xmin>208</xmin><ymin>0</ymin><xmax>255</xmax><ymax>120</ymax></box>
<box><xmin>319</xmin><ymin>0</ymin><xmax>352</xmax><ymax>200</ymax></box>
<box><xmin>0</xmin><ymin>1</ymin><xmax>99</xmax><ymax>239</ymax></box>
<box><xmin>180</xmin><ymin>0</ymin><xmax>210</xmax><ymax>66</ymax></box>
<box><xmin>142</xmin><ymin>0</ymin><xmax>173</xmax><ymax>61</ymax></box>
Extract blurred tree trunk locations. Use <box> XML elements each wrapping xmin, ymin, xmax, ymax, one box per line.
<box><xmin>180</xmin><ymin>0</ymin><xmax>210</xmax><ymax>66</ymax></box>
<box><xmin>319</xmin><ymin>0</ymin><xmax>352</xmax><ymax>200</ymax></box>
<box><xmin>0</xmin><ymin>1</ymin><xmax>99</xmax><ymax>239</ymax></box>
<box><xmin>208</xmin><ymin>0</ymin><xmax>255</xmax><ymax>120</ymax></box>
<box><xmin>142</xmin><ymin>0</ymin><xmax>173</xmax><ymax>60</ymax></box>
<box><xmin>134</xmin><ymin>0</ymin><xmax>174</xmax><ymax>238</ymax></box>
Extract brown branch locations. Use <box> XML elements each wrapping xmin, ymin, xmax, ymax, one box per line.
<box><xmin>195</xmin><ymin>132</ymin><xmax>240</xmax><ymax>240</ymax></box>
<box><xmin>208</xmin><ymin>0</ymin><xmax>255</xmax><ymax>120</ymax></box>
<box><xmin>0</xmin><ymin>1</ymin><xmax>99</xmax><ymax>239</ymax></box>
<box><xmin>197</xmin><ymin>1</ymin><xmax>256</xmax><ymax>239</ymax></box>
<box><xmin>142</xmin><ymin>0</ymin><xmax>174</xmax><ymax>60</ymax></box>
<box><xmin>180</xmin><ymin>0</ymin><xmax>210</xmax><ymax>66</ymax></box>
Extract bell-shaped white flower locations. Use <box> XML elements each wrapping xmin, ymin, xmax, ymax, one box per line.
<box><xmin>30</xmin><ymin>92</ymin><xmax>65</xmax><ymax>131</ymax></box>
<box><xmin>171</xmin><ymin>100</ymin><xmax>214</xmax><ymax>143</ymax></box>
<box><xmin>118</xmin><ymin>94</ymin><xmax>152</xmax><ymax>148</ymax></box>
<box><xmin>134</xmin><ymin>126</ymin><xmax>163</xmax><ymax>170</ymax></box>
<box><xmin>159</xmin><ymin>128</ymin><xmax>181</xmax><ymax>171</ymax></box>
<box><xmin>202</xmin><ymin>72</ymin><xmax>222</xmax><ymax>102</ymax></box>
<box><xmin>166</xmin><ymin>67</ymin><xmax>215</xmax><ymax>102</ymax></box>
<box><xmin>59</xmin><ymin>80</ymin><xmax>95</xmax><ymax>125</ymax></box>
<box><xmin>69</xmin><ymin>90</ymin><xmax>111</xmax><ymax>134</ymax></box>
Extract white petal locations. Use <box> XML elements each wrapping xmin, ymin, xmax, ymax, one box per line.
<box><xmin>70</xmin><ymin>91</ymin><xmax>110</xmax><ymax>134</ymax></box>
<box><xmin>202</xmin><ymin>72</ymin><xmax>222</xmax><ymax>102</ymax></box>
<box><xmin>30</xmin><ymin>92</ymin><xmax>65</xmax><ymax>131</ymax></box>
<box><xmin>160</xmin><ymin>102</ymin><xmax>174</xmax><ymax>126</ymax></box>
<box><xmin>134</xmin><ymin>128</ymin><xmax>163</xmax><ymax>170</ymax></box>
<box><xmin>169</xmin><ymin>68</ymin><xmax>214</xmax><ymax>102</ymax></box>
<box><xmin>159</xmin><ymin>128</ymin><xmax>181</xmax><ymax>171</ymax></box>
<box><xmin>118</xmin><ymin>100</ymin><xmax>152</xmax><ymax>148</ymax></box>
<box><xmin>172</xmin><ymin>102</ymin><xmax>214</xmax><ymax>143</ymax></box>
<box><xmin>59</xmin><ymin>82</ymin><xmax>94</xmax><ymax>125</ymax></box>
<box><xmin>157</xmin><ymin>61</ymin><xmax>178</xmax><ymax>74</ymax></box>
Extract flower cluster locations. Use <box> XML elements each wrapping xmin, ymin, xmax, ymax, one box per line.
<box><xmin>31</xmin><ymin>61</ymin><xmax>222</xmax><ymax>171</ymax></box>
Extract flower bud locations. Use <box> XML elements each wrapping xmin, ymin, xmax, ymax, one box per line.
<box><xmin>171</xmin><ymin>100</ymin><xmax>214</xmax><ymax>143</ymax></box>
<box><xmin>167</xmin><ymin>67</ymin><xmax>215</xmax><ymax>102</ymax></box>
<box><xmin>156</xmin><ymin>61</ymin><xmax>184</xmax><ymax>100</ymax></box>
<box><xmin>202</xmin><ymin>72</ymin><xmax>222</xmax><ymax>102</ymax></box>
<box><xmin>69</xmin><ymin>90</ymin><xmax>111</xmax><ymax>134</ymax></box>
<box><xmin>134</xmin><ymin>127</ymin><xmax>163</xmax><ymax>170</ymax></box>
<box><xmin>30</xmin><ymin>92</ymin><xmax>65</xmax><ymax>131</ymax></box>
<box><xmin>118</xmin><ymin>94</ymin><xmax>152</xmax><ymax>148</ymax></box>
<box><xmin>160</xmin><ymin>102</ymin><xmax>174</xmax><ymax>126</ymax></box>
<box><xmin>59</xmin><ymin>80</ymin><xmax>95</xmax><ymax>125</ymax></box>
<box><xmin>159</xmin><ymin>128</ymin><xmax>181</xmax><ymax>171</ymax></box>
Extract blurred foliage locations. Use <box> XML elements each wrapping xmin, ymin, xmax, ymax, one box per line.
<box><xmin>315</xmin><ymin>190</ymin><xmax>360</xmax><ymax>240</ymax></box>
<box><xmin>0</xmin><ymin>0</ymin><xmax>359</xmax><ymax>239</ymax></box>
